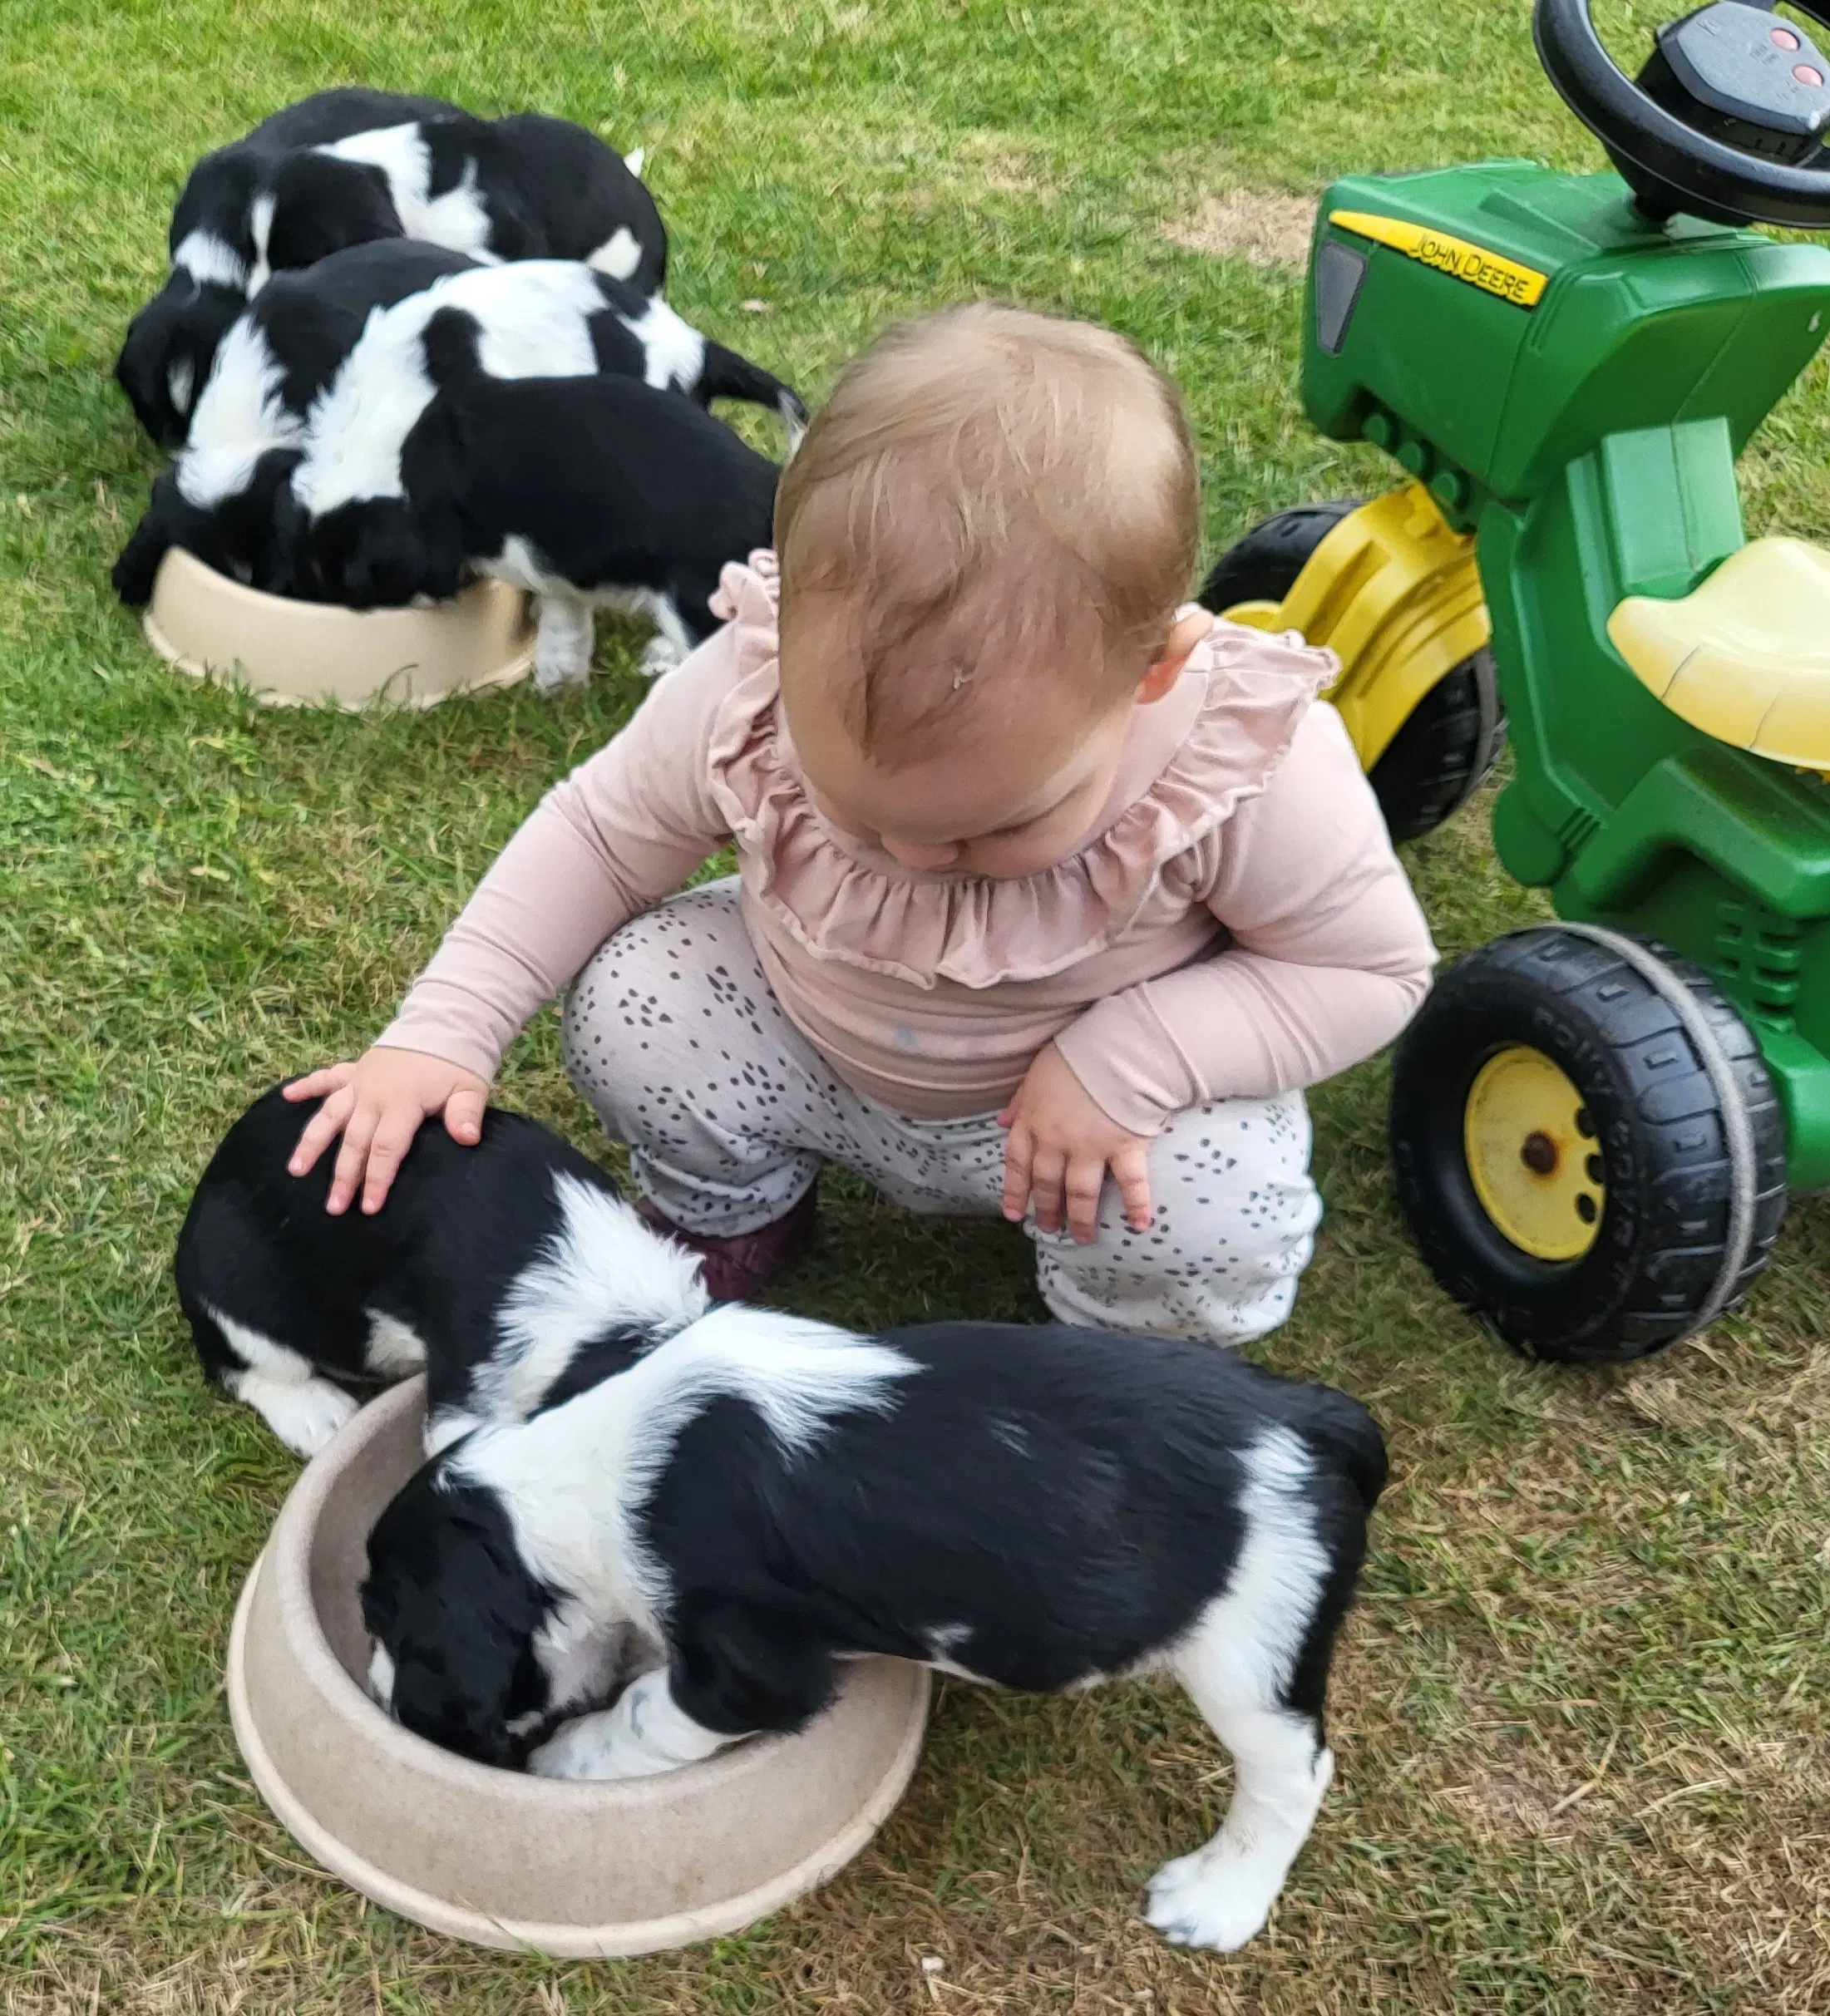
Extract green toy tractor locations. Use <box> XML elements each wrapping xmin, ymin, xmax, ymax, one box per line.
<box><xmin>1202</xmin><ymin>0</ymin><xmax>1830</xmax><ymax>1363</ymax></box>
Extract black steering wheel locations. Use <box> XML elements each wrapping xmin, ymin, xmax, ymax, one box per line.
<box><xmin>1536</xmin><ymin>0</ymin><xmax>1830</xmax><ymax>226</ymax></box>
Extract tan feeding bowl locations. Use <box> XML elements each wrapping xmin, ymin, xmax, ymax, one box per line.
<box><xmin>226</xmin><ymin>1378</ymin><xmax>932</xmax><ymax>1954</ymax></box>
<box><xmin>143</xmin><ymin>547</ymin><xmax>535</xmax><ymax>708</ymax></box>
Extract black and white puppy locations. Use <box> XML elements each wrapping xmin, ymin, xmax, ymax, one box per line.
<box><xmin>116</xmin><ymin>88</ymin><xmax>462</xmax><ymax>447</ymax></box>
<box><xmin>115</xmin><ymin>257</ymin><xmax>800</xmax><ymax>623</ymax></box>
<box><xmin>254</xmin><ymin>111</ymin><xmax>665</xmax><ymax>298</ymax></box>
<box><xmin>116</xmin><ymin>89</ymin><xmax>663</xmax><ymax>448</ymax></box>
<box><xmin>174</xmin><ymin>1083</ymin><xmax>688</xmax><ymax>1457</ymax></box>
<box><xmin>111</xmin><ymin>239</ymin><xmax>480</xmax><ymax>607</ymax></box>
<box><xmin>274</xmin><ymin>292</ymin><xmax>784</xmax><ymax>683</ymax></box>
<box><xmin>177</xmin><ymin>1085</ymin><xmax>1387</xmax><ymax>1954</ymax></box>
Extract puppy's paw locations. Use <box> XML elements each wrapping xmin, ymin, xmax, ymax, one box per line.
<box><xmin>526</xmin><ymin>1708</ymin><xmax>624</xmax><ymax>1781</ymax></box>
<box><xmin>240</xmin><ymin>1373</ymin><xmax>359</xmax><ymax>1458</ymax></box>
<box><xmin>532</xmin><ymin>600</ymin><xmax>595</xmax><ymax>692</ymax></box>
<box><xmin>637</xmin><ymin>634</ymin><xmax>685</xmax><ymax>679</ymax></box>
<box><xmin>534</xmin><ymin>650</ymin><xmax>593</xmax><ymax>694</ymax></box>
<box><xmin>1145</xmin><ymin>1850</ymin><xmax>1276</xmax><ymax>1953</ymax></box>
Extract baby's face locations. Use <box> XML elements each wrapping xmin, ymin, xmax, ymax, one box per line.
<box><xmin>792</xmin><ymin>687</ymin><xmax>1136</xmax><ymax>881</ymax></box>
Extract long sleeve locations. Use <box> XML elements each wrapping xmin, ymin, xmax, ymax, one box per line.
<box><xmin>373</xmin><ymin>631</ymin><xmax>743</xmax><ymax>1082</ymax></box>
<box><xmin>1053</xmin><ymin>702</ymin><xmax>1437</xmax><ymax>1135</ymax></box>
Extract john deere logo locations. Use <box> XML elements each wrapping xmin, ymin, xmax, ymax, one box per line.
<box><xmin>1329</xmin><ymin>209</ymin><xmax>1549</xmax><ymax>309</ymax></box>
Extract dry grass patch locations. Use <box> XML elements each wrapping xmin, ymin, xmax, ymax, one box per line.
<box><xmin>1161</xmin><ymin>190</ymin><xmax>1316</xmax><ymax>269</ymax></box>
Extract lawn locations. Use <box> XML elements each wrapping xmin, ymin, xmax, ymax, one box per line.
<box><xmin>4</xmin><ymin>1</ymin><xmax>1830</xmax><ymax>2009</ymax></box>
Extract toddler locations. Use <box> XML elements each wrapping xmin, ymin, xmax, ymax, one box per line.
<box><xmin>289</xmin><ymin>303</ymin><xmax>1435</xmax><ymax>1343</ymax></box>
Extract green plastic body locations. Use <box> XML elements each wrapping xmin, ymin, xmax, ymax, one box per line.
<box><xmin>1303</xmin><ymin>162</ymin><xmax>1830</xmax><ymax>1187</ymax></box>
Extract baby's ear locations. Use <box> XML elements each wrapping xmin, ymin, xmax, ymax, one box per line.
<box><xmin>1138</xmin><ymin>609</ymin><xmax>1211</xmax><ymax>702</ymax></box>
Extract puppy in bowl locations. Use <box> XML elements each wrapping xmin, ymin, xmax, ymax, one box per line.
<box><xmin>272</xmin><ymin>305</ymin><xmax>784</xmax><ymax>684</ymax></box>
<box><xmin>177</xmin><ymin>1082</ymin><xmax>1387</xmax><ymax>1953</ymax></box>
<box><xmin>111</xmin><ymin>238</ymin><xmax>481</xmax><ymax>607</ymax></box>
<box><xmin>114</xmin><ymin>255</ymin><xmax>802</xmax><ymax>618</ymax></box>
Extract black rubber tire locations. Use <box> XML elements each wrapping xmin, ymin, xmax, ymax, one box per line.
<box><xmin>1198</xmin><ymin>502</ymin><xmax>1507</xmax><ymax>842</ymax></box>
<box><xmin>1369</xmin><ymin>649</ymin><xmax>1507</xmax><ymax>842</ymax></box>
<box><xmin>1389</xmin><ymin>926</ymin><xmax>1787</xmax><ymax>1363</ymax></box>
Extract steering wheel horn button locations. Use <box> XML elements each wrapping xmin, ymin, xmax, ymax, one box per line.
<box><xmin>1656</xmin><ymin>2</ymin><xmax>1830</xmax><ymax>151</ymax></box>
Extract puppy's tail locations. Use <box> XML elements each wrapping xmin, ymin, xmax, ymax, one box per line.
<box><xmin>1301</xmin><ymin>1388</ymin><xmax>1389</xmax><ymax>1518</ymax></box>
<box><xmin>697</xmin><ymin>341</ymin><xmax>809</xmax><ymax>454</ymax></box>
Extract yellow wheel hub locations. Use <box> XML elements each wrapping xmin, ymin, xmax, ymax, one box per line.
<box><xmin>1463</xmin><ymin>1046</ymin><xmax>1605</xmax><ymax>1261</ymax></box>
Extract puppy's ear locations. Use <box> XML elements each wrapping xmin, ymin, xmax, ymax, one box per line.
<box><xmin>115</xmin><ymin>283</ymin><xmax>245</xmax><ymax>451</ymax></box>
<box><xmin>266</xmin><ymin>155</ymin><xmax>402</xmax><ymax>273</ymax></box>
<box><xmin>112</xmin><ymin>471</ymin><xmax>192</xmax><ymax>606</ymax></box>
<box><xmin>115</xmin><ymin>287</ymin><xmax>186</xmax><ymax>448</ymax></box>
<box><xmin>363</xmin><ymin>1469</ymin><xmax>552</xmax><ymax>1770</ymax></box>
<box><xmin>340</xmin><ymin>504</ymin><xmax>463</xmax><ymax>609</ymax></box>
<box><xmin>237</xmin><ymin>449</ymin><xmax>305</xmax><ymax>594</ymax></box>
<box><xmin>339</xmin><ymin>507</ymin><xmax>416</xmax><ymax>609</ymax></box>
<box><xmin>265</xmin><ymin>476</ymin><xmax>316</xmax><ymax>600</ymax></box>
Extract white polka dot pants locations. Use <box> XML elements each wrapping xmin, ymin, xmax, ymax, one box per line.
<box><xmin>562</xmin><ymin>881</ymin><xmax>1323</xmax><ymax>1347</ymax></box>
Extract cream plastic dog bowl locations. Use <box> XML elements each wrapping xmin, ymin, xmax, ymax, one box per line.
<box><xmin>144</xmin><ymin>547</ymin><xmax>535</xmax><ymax>708</ymax></box>
<box><xmin>225</xmin><ymin>1378</ymin><xmax>932</xmax><ymax>1954</ymax></box>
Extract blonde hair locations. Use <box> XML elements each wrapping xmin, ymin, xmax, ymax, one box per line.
<box><xmin>774</xmin><ymin>303</ymin><xmax>1199</xmax><ymax>764</ymax></box>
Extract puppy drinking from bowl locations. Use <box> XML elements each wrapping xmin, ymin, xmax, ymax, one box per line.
<box><xmin>110</xmin><ymin>238</ymin><xmax>481</xmax><ymax>608</ymax></box>
<box><xmin>269</xmin><ymin>302</ymin><xmax>787</xmax><ymax>683</ymax></box>
<box><xmin>115</xmin><ymin>255</ymin><xmax>803</xmax><ymax>671</ymax></box>
<box><xmin>178</xmin><ymin>1082</ymin><xmax>1386</xmax><ymax>1952</ymax></box>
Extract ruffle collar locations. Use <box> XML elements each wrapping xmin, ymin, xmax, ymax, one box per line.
<box><xmin>702</xmin><ymin>551</ymin><xmax>1336</xmax><ymax>988</ymax></box>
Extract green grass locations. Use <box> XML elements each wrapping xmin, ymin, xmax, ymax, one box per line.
<box><xmin>5</xmin><ymin>2</ymin><xmax>1830</xmax><ymax>2009</ymax></box>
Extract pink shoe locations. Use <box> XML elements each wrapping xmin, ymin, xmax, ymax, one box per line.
<box><xmin>635</xmin><ymin>1185</ymin><xmax>818</xmax><ymax>1302</ymax></box>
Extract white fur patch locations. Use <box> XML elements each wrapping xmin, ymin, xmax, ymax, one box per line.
<box><xmin>623</xmin><ymin>146</ymin><xmax>645</xmax><ymax>180</ymax></box>
<box><xmin>455</xmin><ymin>1302</ymin><xmax>917</xmax><ymax>1635</ymax></box>
<box><xmin>172</xmin><ymin>228</ymin><xmax>247</xmax><ymax>292</ymax></box>
<box><xmin>293</xmin><ymin>262</ymin><xmax>610</xmax><ymax>515</ymax></box>
<box><xmin>423</xmin><ymin>1405</ymin><xmax>482</xmax><ymax>1457</ymax></box>
<box><xmin>206</xmin><ymin>1303</ymin><xmax>358</xmax><ymax>1456</ymax></box>
<box><xmin>364</xmin><ymin>1309</ymin><xmax>428</xmax><ymax>1377</ymax></box>
<box><xmin>490</xmin><ymin>534</ymin><xmax>562</xmax><ymax>597</ymax></box>
<box><xmin>625</xmin><ymin>297</ymin><xmax>705</xmax><ymax>392</ymax></box>
<box><xmin>487</xmin><ymin>559</ymin><xmax>688</xmax><ymax>686</ymax></box>
<box><xmin>318</xmin><ymin>124</ymin><xmax>500</xmax><ymax>263</ymax></box>
<box><xmin>588</xmin><ymin>227</ymin><xmax>642</xmax><ymax>280</ymax></box>
<box><xmin>1144</xmin><ymin>1426</ymin><xmax>1336</xmax><ymax>1951</ymax></box>
<box><xmin>166</xmin><ymin>357</ymin><xmax>195</xmax><ymax>419</ymax></box>
<box><xmin>530</xmin><ymin>591</ymin><xmax>595</xmax><ymax>691</ymax></box>
<box><xmin>532</xmin><ymin>1602</ymin><xmax>639</xmax><ymax>1720</ymax></box>
<box><xmin>246</xmin><ymin>192</ymin><xmax>276</xmax><ymax>294</ymax></box>
<box><xmin>479</xmin><ymin>1173</ymin><xmax>709</xmax><ymax>1422</ymax></box>
<box><xmin>175</xmin><ymin>318</ymin><xmax>297</xmax><ymax>507</ymax></box>
<box><xmin>1190</xmin><ymin>1427</ymin><xmax>1329</xmax><ymax>1703</ymax></box>
<box><xmin>528</xmin><ymin>1667</ymin><xmax>737</xmax><ymax>1780</ymax></box>
<box><xmin>367</xmin><ymin>1644</ymin><xmax>396</xmax><ymax>1708</ymax></box>
<box><xmin>923</xmin><ymin>1622</ymin><xmax>992</xmax><ymax>1683</ymax></box>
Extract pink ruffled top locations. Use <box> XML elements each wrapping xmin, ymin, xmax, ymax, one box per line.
<box><xmin>380</xmin><ymin>552</ymin><xmax>1436</xmax><ymax>1132</ymax></box>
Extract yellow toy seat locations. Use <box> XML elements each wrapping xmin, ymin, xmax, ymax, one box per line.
<box><xmin>1607</xmin><ymin>539</ymin><xmax>1830</xmax><ymax>768</ymax></box>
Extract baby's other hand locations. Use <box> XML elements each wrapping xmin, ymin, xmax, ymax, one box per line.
<box><xmin>999</xmin><ymin>1043</ymin><xmax>1152</xmax><ymax>1244</ymax></box>
<box><xmin>283</xmin><ymin>1048</ymin><xmax>489</xmax><ymax>1216</ymax></box>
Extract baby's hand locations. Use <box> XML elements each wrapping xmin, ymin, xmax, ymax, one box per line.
<box><xmin>999</xmin><ymin>1043</ymin><xmax>1152</xmax><ymax>1245</ymax></box>
<box><xmin>284</xmin><ymin>1048</ymin><xmax>489</xmax><ymax>1216</ymax></box>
